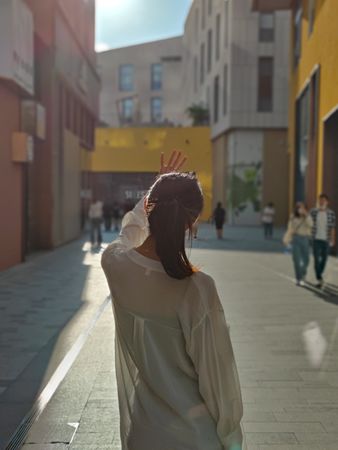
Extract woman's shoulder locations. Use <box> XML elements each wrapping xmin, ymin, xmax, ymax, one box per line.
<box><xmin>179</xmin><ymin>271</ymin><xmax>219</xmax><ymax>326</ymax></box>
<box><xmin>101</xmin><ymin>240</ymin><xmax>127</xmax><ymax>271</ymax></box>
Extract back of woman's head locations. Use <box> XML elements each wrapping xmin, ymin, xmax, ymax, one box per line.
<box><xmin>146</xmin><ymin>172</ymin><xmax>204</xmax><ymax>280</ymax></box>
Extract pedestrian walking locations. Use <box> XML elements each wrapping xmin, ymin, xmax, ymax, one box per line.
<box><xmin>88</xmin><ymin>198</ymin><xmax>103</xmax><ymax>248</ymax></box>
<box><xmin>101</xmin><ymin>150</ymin><xmax>246</xmax><ymax>450</ymax></box>
<box><xmin>103</xmin><ymin>203</ymin><xmax>112</xmax><ymax>232</ymax></box>
<box><xmin>310</xmin><ymin>193</ymin><xmax>336</xmax><ymax>288</ymax></box>
<box><xmin>213</xmin><ymin>202</ymin><xmax>226</xmax><ymax>239</ymax></box>
<box><xmin>112</xmin><ymin>203</ymin><xmax>121</xmax><ymax>232</ymax></box>
<box><xmin>262</xmin><ymin>202</ymin><xmax>275</xmax><ymax>239</ymax></box>
<box><xmin>284</xmin><ymin>202</ymin><xmax>313</xmax><ymax>286</ymax></box>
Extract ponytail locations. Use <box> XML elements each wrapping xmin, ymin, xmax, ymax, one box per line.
<box><xmin>146</xmin><ymin>173</ymin><xmax>203</xmax><ymax>280</ymax></box>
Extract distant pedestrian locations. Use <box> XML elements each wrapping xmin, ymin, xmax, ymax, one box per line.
<box><xmin>88</xmin><ymin>198</ymin><xmax>103</xmax><ymax>248</ymax></box>
<box><xmin>262</xmin><ymin>202</ymin><xmax>275</xmax><ymax>239</ymax></box>
<box><xmin>213</xmin><ymin>202</ymin><xmax>226</xmax><ymax>239</ymax></box>
<box><xmin>192</xmin><ymin>219</ymin><xmax>199</xmax><ymax>239</ymax></box>
<box><xmin>103</xmin><ymin>203</ymin><xmax>112</xmax><ymax>232</ymax></box>
<box><xmin>284</xmin><ymin>202</ymin><xmax>313</xmax><ymax>286</ymax></box>
<box><xmin>310</xmin><ymin>194</ymin><xmax>336</xmax><ymax>288</ymax></box>
<box><xmin>101</xmin><ymin>151</ymin><xmax>246</xmax><ymax>450</ymax></box>
<box><xmin>112</xmin><ymin>203</ymin><xmax>121</xmax><ymax>232</ymax></box>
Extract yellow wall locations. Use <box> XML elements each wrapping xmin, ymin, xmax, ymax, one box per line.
<box><xmin>289</xmin><ymin>0</ymin><xmax>338</xmax><ymax>204</ymax></box>
<box><xmin>87</xmin><ymin>127</ymin><xmax>213</xmax><ymax>221</ymax></box>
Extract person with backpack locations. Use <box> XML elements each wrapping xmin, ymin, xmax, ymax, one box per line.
<box><xmin>310</xmin><ymin>193</ymin><xmax>336</xmax><ymax>288</ymax></box>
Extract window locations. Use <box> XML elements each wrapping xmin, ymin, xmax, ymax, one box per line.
<box><xmin>259</xmin><ymin>13</ymin><xmax>275</xmax><ymax>42</ymax></box>
<box><xmin>194</xmin><ymin>56</ymin><xmax>198</xmax><ymax>93</ymax></box>
<box><xmin>223</xmin><ymin>64</ymin><xmax>228</xmax><ymax>116</ymax></box>
<box><xmin>224</xmin><ymin>0</ymin><xmax>229</xmax><ymax>48</ymax></box>
<box><xmin>216</xmin><ymin>14</ymin><xmax>221</xmax><ymax>61</ymax></box>
<box><xmin>200</xmin><ymin>43</ymin><xmax>205</xmax><ymax>84</ymax></box>
<box><xmin>119</xmin><ymin>65</ymin><xmax>134</xmax><ymax>91</ymax></box>
<box><xmin>213</xmin><ymin>75</ymin><xmax>219</xmax><ymax>123</ymax></box>
<box><xmin>294</xmin><ymin>3</ymin><xmax>302</xmax><ymax>67</ymax></box>
<box><xmin>208</xmin><ymin>0</ymin><xmax>212</xmax><ymax>15</ymax></box>
<box><xmin>151</xmin><ymin>63</ymin><xmax>162</xmax><ymax>90</ymax></box>
<box><xmin>295</xmin><ymin>69</ymin><xmax>320</xmax><ymax>202</ymax></box>
<box><xmin>151</xmin><ymin>97</ymin><xmax>162</xmax><ymax>123</ymax></box>
<box><xmin>195</xmin><ymin>8</ymin><xmax>199</xmax><ymax>40</ymax></box>
<box><xmin>308</xmin><ymin>0</ymin><xmax>315</xmax><ymax>35</ymax></box>
<box><xmin>121</xmin><ymin>98</ymin><xmax>134</xmax><ymax>122</ymax></box>
<box><xmin>206</xmin><ymin>85</ymin><xmax>210</xmax><ymax>112</ymax></box>
<box><xmin>207</xmin><ymin>29</ymin><xmax>212</xmax><ymax>72</ymax></box>
<box><xmin>257</xmin><ymin>57</ymin><xmax>273</xmax><ymax>112</ymax></box>
<box><xmin>202</xmin><ymin>0</ymin><xmax>206</xmax><ymax>29</ymax></box>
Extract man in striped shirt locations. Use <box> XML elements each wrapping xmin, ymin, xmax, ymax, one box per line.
<box><xmin>310</xmin><ymin>194</ymin><xmax>336</xmax><ymax>288</ymax></box>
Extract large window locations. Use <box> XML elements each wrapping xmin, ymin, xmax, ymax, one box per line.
<box><xmin>207</xmin><ymin>29</ymin><xmax>212</xmax><ymax>72</ymax></box>
<box><xmin>195</xmin><ymin>8</ymin><xmax>199</xmax><ymax>40</ymax></box>
<box><xmin>200</xmin><ymin>43</ymin><xmax>205</xmax><ymax>84</ymax></box>
<box><xmin>224</xmin><ymin>0</ymin><xmax>229</xmax><ymax>48</ymax></box>
<box><xmin>194</xmin><ymin>56</ymin><xmax>198</xmax><ymax>93</ymax></box>
<box><xmin>119</xmin><ymin>64</ymin><xmax>134</xmax><ymax>91</ymax></box>
<box><xmin>216</xmin><ymin>14</ymin><xmax>221</xmax><ymax>61</ymax></box>
<box><xmin>257</xmin><ymin>57</ymin><xmax>273</xmax><ymax>112</ymax></box>
<box><xmin>202</xmin><ymin>0</ymin><xmax>206</xmax><ymax>29</ymax></box>
<box><xmin>213</xmin><ymin>75</ymin><xmax>219</xmax><ymax>123</ymax></box>
<box><xmin>259</xmin><ymin>13</ymin><xmax>275</xmax><ymax>42</ymax></box>
<box><xmin>151</xmin><ymin>63</ymin><xmax>162</xmax><ymax>90</ymax></box>
<box><xmin>223</xmin><ymin>64</ymin><xmax>228</xmax><ymax>116</ymax></box>
<box><xmin>294</xmin><ymin>2</ymin><xmax>302</xmax><ymax>67</ymax></box>
<box><xmin>121</xmin><ymin>98</ymin><xmax>134</xmax><ymax>122</ymax></box>
<box><xmin>208</xmin><ymin>0</ymin><xmax>212</xmax><ymax>15</ymax></box>
<box><xmin>151</xmin><ymin>97</ymin><xmax>162</xmax><ymax>123</ymax></box>
<box><xmin>295</xmin><ymin>69</ymin><xmax>320</xmax><ymax>203</ymax></box>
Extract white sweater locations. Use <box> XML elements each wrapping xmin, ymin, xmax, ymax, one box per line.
<box><xmin>101</xmin><ymin>200</ymin><xmax>246</xmax><ymax>450</ymax></box>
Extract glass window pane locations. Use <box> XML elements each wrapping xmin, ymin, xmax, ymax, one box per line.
<box><xmin>119</xmin><ymin>65</ymin><xmax>134</xmax><ymax>91</ymax></box>
<box><xmin>151</xmin><ymin>97</ymin><xmax>162</xmax><ymax>123</ymax></box>
<box><xmin>151</xmin><ymin>63</ymin><xmax>162</xmax><ymax>90</ymax></box>
<box><xmin>259</xmin><ymin>13</ymin><xmax>275</xmax><ymax>42</ymax></box>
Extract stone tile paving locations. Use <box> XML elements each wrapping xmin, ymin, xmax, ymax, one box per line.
<box><xmin>4</xmin><ymin>224</ymin><xmax>338</xmax><ymax>449</ymax></box>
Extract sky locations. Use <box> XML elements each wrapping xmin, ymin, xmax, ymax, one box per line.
<box><xmin>95</xmin><ymin>0</ymin><xmax>192</xmax><ymax>52</ymax></box>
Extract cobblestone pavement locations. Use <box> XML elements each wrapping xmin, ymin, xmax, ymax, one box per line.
<box><xmin>1</xmin><ymin>224</ymin><xmax>338</xmax><ymax>450</ymax></box>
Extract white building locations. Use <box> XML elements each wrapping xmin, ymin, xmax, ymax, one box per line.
<box><xmin>98</xmin><ymin>37</ymin><xmax>184</xmax><ymax>127</ymax></box>
<box><xmin>183</xmin><ymin>0</ymin><xmax>291</xmax><ymax>225</ymax></box>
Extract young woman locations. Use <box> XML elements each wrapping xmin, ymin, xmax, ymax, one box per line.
<box><xmin>213</xmin><ymin>202</ymin><xmax>226</xmax><ymax>239</ymax></box>
<box><xmin>285</xmin><ymin>202</ymin><xmax>313</xmax><ymax>286</ymax></box>
<box><xmin>102</xmin><ymin>151</ymin><xmax>246</xmax><ymax>450</ymax></box>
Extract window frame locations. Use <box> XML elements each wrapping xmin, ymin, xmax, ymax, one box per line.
<box><xmin>257</xmin><ymin>57</ymin><xmax>274</xmax><ymax>112</ymax></box>
<box><xmin>119</xmin><ymin>64</ymin><xmax>134</xmax><ymax>92</ymax></box>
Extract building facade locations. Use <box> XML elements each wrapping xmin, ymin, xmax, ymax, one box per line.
<box><xmin>253</xmin><ymin>0</ymin><xmax>338</xmax><ymax>250</ymax></box>
<box><xmin>98</xmin><ymin>37</ymin><xmax>184</xmax><ymax>127</ymax></box>
<box><xmin>183</xmin><ymin>0</ymin><xmax>291</xmax><ymax>225</ymax></box>
<box><xmin>85</xmin><ymin>127</ymin><xmax>213</xmax><ymax>222</ymax></box>
<box><xmin>0</xmin><ymin>0</ymin><xmax>99</xmax><ymax>271</ymax></box>
<box><xmin>253</xmin><ymin>0</ymin><xmax>338</xmax><ymax>251</ymax></box>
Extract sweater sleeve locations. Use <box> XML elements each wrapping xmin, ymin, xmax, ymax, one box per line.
<box><xmin>101</xmin><ymin>199</ymin><xmax>149</xmax><ymax>269</ymax></box>
<box><xmin>182</xmin><ymin>279</ymin><xmax>246</xmax><ymax>449</ymax></box>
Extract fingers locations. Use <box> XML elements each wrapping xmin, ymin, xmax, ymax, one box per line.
<box><xmin>160</xmin><ymin>149</ymin><xmax>188</xmax><ymax>174</ymax></box>
<box><xmin>176</xmin><ymin>156</ymin><xmax>187</xmax><ymax>171</ymax></box>
<box><xmin>167</xmin><ymin>150</ymin><xmax>177</xmax><ymax>168</ymax></box>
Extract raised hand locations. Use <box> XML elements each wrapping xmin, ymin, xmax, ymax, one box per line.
<box><xmin>159</xmin><ymin>150</ymin><xmax>187</xmax><ymax>175</ymax></box>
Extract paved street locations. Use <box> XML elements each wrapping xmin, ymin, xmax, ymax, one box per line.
<box><xmin>1</xmin><ymin>225</ymin><xmax>338</xmax><ymax>450</ymax></box>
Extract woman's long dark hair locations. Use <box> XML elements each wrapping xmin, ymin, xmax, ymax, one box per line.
<box><xmin>146</xmin><ymin>172</ymin><xmax>204</xmax><ymax>280</ymax></box>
